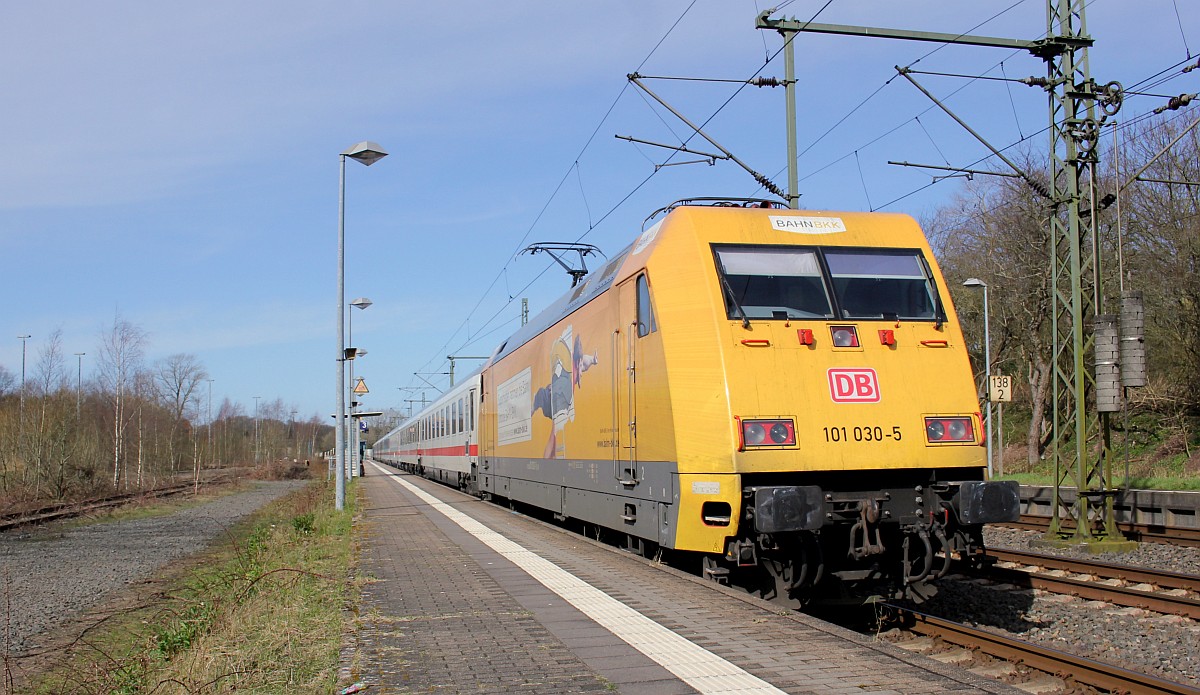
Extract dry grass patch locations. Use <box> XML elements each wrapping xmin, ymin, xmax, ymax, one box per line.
<box><xmin>24</xmin><ymin>480</ymin><xmax>355</xmax><ymax>694</ymax></box>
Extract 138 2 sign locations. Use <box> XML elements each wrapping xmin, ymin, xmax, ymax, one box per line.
<box><xmin>989</xmin><ymin>375</ymin><xmax>1013</xmax><ymax>403</ymax></box>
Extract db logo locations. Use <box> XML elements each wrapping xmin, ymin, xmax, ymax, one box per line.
<box><xmin>828</xmin><ymin>368</ymin><xmax>881</xmax><ymax>403</ymax></box>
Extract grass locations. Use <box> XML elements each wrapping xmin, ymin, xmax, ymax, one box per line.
<box><xmin>986</xmin><ymin>406</ymin><xmax>1200</xmax><ymax>490</ymax></box>
<box><xmin>24</xmin><ymin>478</ymin><xmax>357</xmax><ymax>694</ymax></box>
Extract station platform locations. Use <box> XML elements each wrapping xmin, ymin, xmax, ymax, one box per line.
<box><xmin>346</xmin><ymin>461</ymin><xmax>1019</xmax><ymax>694</ymax></box>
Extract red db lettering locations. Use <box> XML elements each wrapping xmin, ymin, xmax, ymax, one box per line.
<box><xmin>828</xmin><ymin>369</ymin><xmax>880</xmax><ymax>403</ymax></box>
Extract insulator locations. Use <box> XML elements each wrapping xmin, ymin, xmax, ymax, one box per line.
<box><xmin>1094</xmin><ymin>314</ymin><xmax>1122</xmax><ymax>412</ymax></box>
<box><xmin>751</xmin><ymin>77</ymin><xmax>782</xmax><ymax>88</ymax></box>
<box><xmin>1020</xmin><ymin>76</ymin><xmax>1049</xmax><ymax>87</ymax></box>
<box><xmin>1120</xmin><ymin>291</ymin><xmax>1147</xmax><ymax>387</ymax></box>
<box><xmin>1154</xmin><ymin>93</ymin><xmax>1195</xmax><ymax>114</ymax></box>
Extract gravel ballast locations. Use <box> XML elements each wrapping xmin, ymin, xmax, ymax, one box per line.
<box><xmin>915</xmin><ymin>527</ymin><xmax>1200</xmax><ymax>687</ymax></box>
<box><xmin>0</xmin><ymin>480</ymin><xmax>309</xmax><ymax>658</ymax></box>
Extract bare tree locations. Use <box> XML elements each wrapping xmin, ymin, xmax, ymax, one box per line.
<box><xmin>928</xmin><ymin>161</ymin><xmax>1056</xmax><ymax>468</ymax></box>
<box><xmin>27</xmin><ymin>330</ymin><xmax>70</xmax><ymax>495</ymax></box>
<box><xmin>1118</xmin><ymin>115</ymin><xmax>1200</xmax><ymax>415</ymax></box>
<box><xmin>0</xmin><ymin>365</ymin><xmax>14</xmax><ymax>396</ymax></box>
<box><xmin>152</xmin><ymin>353</ymin><xmax>208</xmax><ymax>472</ymax></box>
<box><xmin>95</xmin><ymin>315</ymin><xmax>147</xmax><ymax>489</ymax></box>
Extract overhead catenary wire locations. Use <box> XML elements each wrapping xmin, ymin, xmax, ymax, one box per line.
<box><xmin>404</xmin><ymin>1</ymin><xmax>704</xmax><ymax>392</ymax></box>
<box><xmin>790</xmin><ymin>28</ymin><xmax>1200</xmax><ymax>211</ymax></box>
<box><xmin>416</xmin><ymin>0</ymin><xmax>844</xmax><ymax>387</ymax></box>
<box><xmin>408</xmin><ymin>3</ymin><xmax>1198</xmax><ymax>397</ymax></box>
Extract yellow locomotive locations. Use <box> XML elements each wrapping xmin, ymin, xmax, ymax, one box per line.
<box><xmin>375</xmin><ymin>198</ymin><xmax>1018</xmax><ymax>604</ymax></box>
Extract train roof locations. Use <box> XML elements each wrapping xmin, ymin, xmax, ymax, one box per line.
<box><xmin>488</xmin><ymin>243</ymin><xmax>634</xmax><ymax>365</ymax></box>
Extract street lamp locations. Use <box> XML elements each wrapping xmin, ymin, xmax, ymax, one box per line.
<box><xmin>253</xmin><ymin>395</ymin><xmax>262</xmax><ymax>464</ymax></box>
<box><xmin>336</xmin><ymin>141</ymin><xmax>387</xmax><ymax>511</ymax></box>
<box><xmin>206</xmin><ymin>379</ymin><xmax>215</xmax><ymax>467</ymax></box>
<box><xmin>74</xmin><ymin>352</ymin><xmax>86</xmax><ymax>420</ymax></box>
<box><xmin>17</xmin><ymin>335</ymin><xmax>30</xmax><ymax>445</ymax></box>
<box><xmin>348</xmin><ymin>298</ymin><xmax>372</xmax><ymax>478</ymax></box>
<box><xmin>963</xmin><ymin>278</ymin><xmax>992</xmax><ymax>477</ymax></box>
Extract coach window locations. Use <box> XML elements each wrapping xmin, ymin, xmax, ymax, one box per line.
<box><xmin>457</xmin><ymin>398</ymin><xmax>465</xmax><ymax>432</ymax></box>
<box><xmin>636</xmin><ymin>274</ymin><xmax>657</xmax><ymax>337</ymax></box>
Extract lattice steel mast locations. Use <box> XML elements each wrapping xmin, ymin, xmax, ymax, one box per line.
<box><xmin>757</xmin><ymin>1</ymin><xmax>1133</xmax><ymax>550</ymax></box>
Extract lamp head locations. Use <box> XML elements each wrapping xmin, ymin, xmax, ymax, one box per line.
<box><xmin>342</xmin><ymin>141</ymin><xmax>387</xmax><ymax>166</ymax></box>
<box><xmin>350</xmin><ymin>297</ymin><xmax>373</xmax><ymax>310</ymax></box>
<box><xmin>962</xmin><ymin>278</ymin><xmax>987</xmax><ymax>289</ymax></box>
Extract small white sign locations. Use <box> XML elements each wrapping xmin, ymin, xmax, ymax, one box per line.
<box><xmin>769</xmin><ymin>215</ymin><xmax>847</xmax><ymax>234</ymax></box>
<box><xmin>691</xmin><ymin>481</ymin><xmax>720</xmax><ymax>495</ymax></box>
<box><xmin>989</xmin><ymin>375</ymin><xmax>1013</xmax><ymax>403</ymax></box>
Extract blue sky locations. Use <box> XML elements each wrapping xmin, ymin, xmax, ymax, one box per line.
<box><xmin>1</xmin><ymin>1</ymin><xmax>1196</xmax><ymax>423</ymax></box>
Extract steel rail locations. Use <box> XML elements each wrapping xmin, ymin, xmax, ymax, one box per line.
<box><xmin>0</xmin><ymin>483</ymin><xmax>200</xmax><ymax>532</ymax></box>
<box><xmin>989</xmin><ymin>547</ymin><xmax>1200</xmax><ymax>592</ymax></box>
<box><xmin>1005</xmin><ymin>513</ymin><xmax>1200</xmax><ymax>547</ymax></box>
<box><xmin>978</xmin><ymin>548</ymin><xmax>1200</xmax><ymax>618</ymax></box>
<box><xmin>899</xmin><ymin>607</ymin><xmax>1200</xmax><ymax>695</ymax></box>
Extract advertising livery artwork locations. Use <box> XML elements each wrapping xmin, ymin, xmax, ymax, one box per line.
<box><xmin>532</xmin><ymin>326</ymin><xmax>598</xmax><ymax>458</ymax></box>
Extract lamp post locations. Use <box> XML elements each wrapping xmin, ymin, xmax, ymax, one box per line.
<box><xmin>349</xmin><ymin>298</ymin><xmax>372</xmax><ymax>478</ymax></box>
<box><xmin>74</xmin><ymin>352</ymin><xmax>85</xmax><ymax>420</ymax></box>
<box><xmin>253</xmin><ymin>395</ymin><xmax>262</xmax><ymax>464</ymax></box>
<box><xmin>206</xmin><ymin>379</ymin><xmax>215</xmax><ymax>466</ymax></box>
<box><xmin>17</xmin><ymin>335</ymin><xmax>30</xmax><ymax>445</ymax></box>
<box><xmin>963</xmin><ymin>278</ymin><xmax>992</xmax><ymax>477</ymax></box>
<box><xmin>336</xmin><ymin>141</ymin><xmax>387</xmax><ymax>511</ymax></box>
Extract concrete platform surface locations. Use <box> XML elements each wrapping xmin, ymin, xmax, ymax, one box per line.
<box><xmin>344</xmin><ymin>462</ymin><xmax>1019</xmax><ymax>694</ymax></box>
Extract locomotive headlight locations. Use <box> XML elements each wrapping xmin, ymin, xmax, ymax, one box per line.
<box><xmin>947</xmin><ymin>419</ymin><xmax>968</xmax><ymax>440</ymax></box>
<box><xmin>926</xmin><ymin>420</ymin><xmax>945</xmax><ymax>440</ymax></box>
<box><xmin>739</xmin><ymin>418</ymin><xmax>797</xmax><ymax>449</ymax></box>
<box><xmin>830</xmin><ymin>325</ymin><xmax>860</xmax><ymax>348</ymax></box>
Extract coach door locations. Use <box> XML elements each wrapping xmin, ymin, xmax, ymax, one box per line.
<box><xmin>615</xmin><ymin>273</ymin><xmax>656</xmax><ymax>486</ymax></box>
<box><xmin>479</xmin><ymin>373</ymin><xmax>495</xmax><ymax>495</ymax></box>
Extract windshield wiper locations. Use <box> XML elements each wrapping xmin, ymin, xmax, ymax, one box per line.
<box><xmin>716</xmin><ymin>262</ymin><xmax>751</xmax><ymax>328</ymax></box>
<box><xmin>918</xmin><ymin>256</ymin><xmax>945</xmax><ymax>329</ymax></box>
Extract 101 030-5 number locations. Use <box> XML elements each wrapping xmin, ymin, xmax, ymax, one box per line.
<box><xmin>822</xmin><ymin>425</ymin><xmax>901</xmax><ymax>443</ymax></box>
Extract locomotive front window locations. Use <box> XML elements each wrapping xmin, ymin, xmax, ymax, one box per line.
<box><xmin>825</xmin><ymin>250</ymin><xmax>938</xmax><ymax>320</ymax></box>
<box><xmin>715</xmin><ymin>248</ymin><xmax>833</xmax><ymax>320</ymax></box>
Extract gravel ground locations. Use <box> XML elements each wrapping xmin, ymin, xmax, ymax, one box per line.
<box><xmin>917</xmin><ymin>527</ymin><xmax>1200</xmax><ymax>687</ymax></box>
<box><xmin>0</xmin><ymin>480</ymin><xmax>309</xmax><ymax>658</ymax></box>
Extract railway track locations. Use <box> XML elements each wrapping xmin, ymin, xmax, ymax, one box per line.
<box><xmin>0</xmin><ymin>475</ymin><xmax>238</xmax><ymax>533</ymax></box>
<box><xmin>890</xmin><ymin>606</ymin><xmax>1200</xmax><ymax>694</ymax></box>
<box><xmin>981</xmin><ymin>547</ymin><xmax>1200</xmax><ymax>619</ymax></box>
<box><xmin>1005</xmin><ymin>513</ymin><xmax>1200</xmax><ymax>548</ymax></box>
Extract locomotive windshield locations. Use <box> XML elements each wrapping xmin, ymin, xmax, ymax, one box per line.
<box><xmin>714</xmin><ymin>246</ymin><xmax>940</xmax><ymax>322</ymax></box>
<box><xmin>826</xmin><ymin>250</ymin><xmax>937</xmax><ymax>320</ymax></box>
<box><xmin>715</xmin><ymin>248</ymin><xmax>833</xmax><ymax>320</ymax></box>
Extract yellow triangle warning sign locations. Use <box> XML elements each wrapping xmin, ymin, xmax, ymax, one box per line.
<box><xmin>353</xmin><ymin>378</ymin><xmax>369</xmax><ymax>395</ymax></box>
